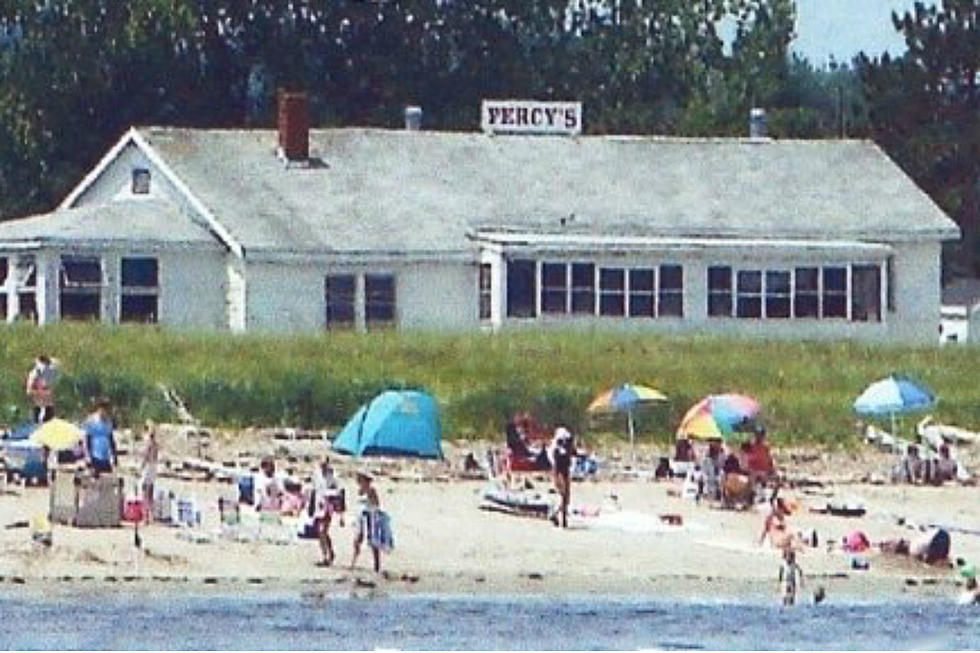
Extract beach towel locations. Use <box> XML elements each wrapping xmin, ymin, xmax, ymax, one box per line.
<box><xmin>368</xmin><ymin>510</ymin><xmax>394</xmax><ymax>552</ymax></box>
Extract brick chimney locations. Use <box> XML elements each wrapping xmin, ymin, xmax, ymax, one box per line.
<box><xmin>277</xmin><ymin>90</ymin><xmax>309</xmax><ymax>161</ymax></box>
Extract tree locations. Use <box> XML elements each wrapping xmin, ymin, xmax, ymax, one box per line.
<box><xmin>859</xmin><ymin>0</ymin><xmax>980</xmax><ymax>277</ymax></box>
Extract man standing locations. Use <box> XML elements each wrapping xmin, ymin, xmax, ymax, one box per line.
<box><xmin>25</xmin><ymin>354</ymin><xmax>58</xmax><ymax>423</ymax></box>
<box><xmin>83</xmin><ymin>398</ymin><xmax>117</xmax><ymax>474</ymax></box>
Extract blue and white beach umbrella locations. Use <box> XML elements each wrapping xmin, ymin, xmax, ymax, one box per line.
<box><xmin>853</xmin><ymin>374</ymin><xmax>935</xmax><ymax>434</ymax></box>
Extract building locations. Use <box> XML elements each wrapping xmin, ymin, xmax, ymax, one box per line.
<box><xmin>940</xmin><ymin>278</ymin><xmax>980</xmax><ymax>344</ymax></box>
<box><xmin>0</xmin><ymin>97</ymin><xmax>961</xmax><ymax>343</ymax></box>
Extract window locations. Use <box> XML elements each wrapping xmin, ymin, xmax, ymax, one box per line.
<box><xmin>570</xmin><ymin>263</ymin><xmax>595</xmax><ymax>314</ymax></box>
<box><xmin>852</xmin><ymin>265</ymin><xmax>881</xmax><ymax>322</ymax></box>
<box><xmin>794</xmin><ymin>267</ymin><xmax>819</xmax><ymax>318</ymax></box>
<box><xmin>120</xmin><ymin>257</ymin><xmax>158</xmax><ymax>323</ymax></box>
<box><xmin>506</xmin><ymin>259</ymin><xmax>536</xmax><ymax>318</ymax></box>
<box><xmin>0</xmin><ymin>257</ymin><xmax>7</xmax><ymax>286</ymax></box>
<box><xmin>0</xmin><ymin>257</ymin><xmax>6</xmax><ymax>322</ymax></box>
<box><xmin>628</xmin><ymin>268</ymin><xmax>655</xmax><ymax>317</ymax></box>
<box><xmin>822</xmin><ymin>267</ymin><xmax>847</xmax><ymax>318</ymax></box>
<box><xmin>736</xmin><ymin>270</ymin><xmax>762</xmax><ymax>318</ymax></box>
<box><xmin>365</xmin><ymin>274</ymin><xmax>396</xmax><ymax>327</ymax></box>
<box><xmin>765</xmin><ymin>270</ymin><xmax>791</xmax><ymax>319</ymax></box>
<box><xmin>599</xmin><ymin>268</ymin><xmax>625</xmax><ymax>316</ymax></box>
<box><xmin>132</xmin><ymin>168</ymin><xmax>151</xmax><ymax>195</ymax></box>
<box><xmin>478</xmin><ymin>264</ymin><xmax>492</xmax><ymax>321</ymax></box>
<box><xmin>707</xmin><ymin>266</ymin><xmax>732</xmax><ymax>317</ymax></box>
<box><xmin>18</xmin><ymin>293</ymin><xmax>36</xmax><ymax>322</ymax></box>
<box><xmin>541</xmin><ymin>262</ymin><xmax>568</xmax><ymax>314</ymax></box>
<box><xmin>325</xmin><ymin>274</ymin><xmax>356</xmax><ymax>328</ymax></box>
<box><xmin>658</xmin><ymin>265</ymin><xmax>683</xmax><ymax>317</ymax></box>
<box><xmin>60</xmin><ymin>256</ymin><xmax>101</xmax><ymax>321</ymax></box>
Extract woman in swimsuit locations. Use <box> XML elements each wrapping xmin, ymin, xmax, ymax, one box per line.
<box><xmin>549</xmin><ymin>427</ymin><xmax>577</xmax><ymax>529</ymax></box>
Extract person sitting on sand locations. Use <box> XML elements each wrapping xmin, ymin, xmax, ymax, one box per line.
<box><xmin>778</xmin><ymin>548</ymin><xmax>805</xmax><ymax>606</ymax></box>
<box><xmin>895</xmin><ymin>445</ymin><xmax>924</xmax><ymax>484</ymax></box>
<box><xmin>674</xmin><ymin>438</ymin><xmax>695</xmax><ymax>463</ymax></box>
<box><xmin>700</xmin><ymin>441</ymin><xmax>723</xmax><ymax>501</ymax></box>
<box><xmin>549</xmin><ymin>426</ymin><xmax>577</xmax><ymax>528</ymax></box>
<box><xmin>934</xmin><ymin>444</ymin><xmax>957</xmax><ymax>484</ymax></box>
<box><xmin>280</xmin><ymin>478</ymin><xmax>306</xmax><ymax>516</ymax></box>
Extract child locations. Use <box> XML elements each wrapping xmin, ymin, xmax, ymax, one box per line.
<box><xmin>778</xmin><ymin>548</ymin><xmax>804</xmax><ymax>606</ymax></box>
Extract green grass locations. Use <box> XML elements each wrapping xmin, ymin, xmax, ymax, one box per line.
<box><xmin>1</xmin><ymin>323</ymin><xmax>977</xmax><ymax>447</ymax></box>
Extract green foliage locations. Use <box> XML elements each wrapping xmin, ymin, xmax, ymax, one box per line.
<box><xmin>2</xmin><ymin>323</ymin><xmax>980</xmax><ymax>450</ymax></box>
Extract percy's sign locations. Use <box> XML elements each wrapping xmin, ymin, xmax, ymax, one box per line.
<box><xmin>481</xmin><ymin>100</ymin><xmax>582</xmax><ymax>136</ymax></box>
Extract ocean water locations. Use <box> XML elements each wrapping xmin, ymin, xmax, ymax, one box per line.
<box><xmin>0</xmin><ymin>590</ymin><xmax>977</xmax><ymax>650</ymax></box>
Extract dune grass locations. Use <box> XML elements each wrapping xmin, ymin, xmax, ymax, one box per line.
<box><xmin>0</xmin><ymin>322</ymin><xmax>977</xmax><ymax>447</ymax></box>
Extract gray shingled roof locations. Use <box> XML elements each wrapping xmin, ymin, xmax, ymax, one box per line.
<box><xmin>0</xmin><ymin>200</ymin><xmax>221</xmax><ymax>248</ymax></box>
<box><xmin>139</xmin><ymin>127</ymin><xmax>959</xmax><ymax>254</ymax></box>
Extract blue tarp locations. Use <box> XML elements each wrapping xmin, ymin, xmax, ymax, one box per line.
<box><xmin>332</xmin><ymin>390</ymin><xmax>443</xmax><ymax>459</ymax></box>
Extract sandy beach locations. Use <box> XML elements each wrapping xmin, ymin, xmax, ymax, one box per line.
<box><xmin>1</xmin><ymin>427</ymin><xmax>977</xmax><ymax>604</ymax></box>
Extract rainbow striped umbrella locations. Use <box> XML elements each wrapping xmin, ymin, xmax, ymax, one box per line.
<box><xmin>588</xmin><ymin>383</ymin><xmax>668</xmax><ymax>462</ymax></box>
<box><xmin>676</xmin><ymin>394</ymin><xmax>761</xmax><ymax>441</ymax></box>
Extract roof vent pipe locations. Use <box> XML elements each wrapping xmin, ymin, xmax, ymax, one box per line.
<box><xmin>404</xmin><ymin>106</ymin><xmax>422</xmax><ymax>131</ymax></box>
<box><xmin>277</xmin><ymin>90</ymin><xmax>310</xmax><ymax>161</ymax></box>
<box><xmin>749</xmin><ymin>107</ymin><xmax>767</xmax><ymax>139</ymax></box>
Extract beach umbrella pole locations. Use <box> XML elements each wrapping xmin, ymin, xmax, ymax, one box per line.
<box><xmin>628</xmin><ymin>410</ymin><xmax>635</xmax><ymax>466</ymax></box>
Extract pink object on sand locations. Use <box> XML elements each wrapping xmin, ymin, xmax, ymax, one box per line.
<box><xmin>844</xmin><ymin>530</ymin><xmax>870</xmax><ymax>553</ymax></box>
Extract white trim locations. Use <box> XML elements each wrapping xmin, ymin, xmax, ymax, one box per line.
<box><xmin>247</xmin><ymin>249</ymin><xmax>473</xmax><ymax>264</ymax></box>
<box><xmin>58</xmin><ymin>128</ymin><xmax>244</xmax><ymax>258</ymax></box>
<box><xmin>59</xmin><ymin>130</ymin><xmax>139</xmax><ymax>210</ymax></box>
<box><xmin>472</xmin><ymin>231</ymin><xmax>895</xmax><ymax>255</ymax></box>
<box><xmin>130</xmin><ymin>130</ymin><xmax>244</xmax><ymax>258</ymax></box>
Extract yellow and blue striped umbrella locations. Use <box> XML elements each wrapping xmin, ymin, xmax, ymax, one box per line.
<box><xmin>588</xmin><ymin>383</ymin><xmax>668</xmax><ymax>462</ymax></box>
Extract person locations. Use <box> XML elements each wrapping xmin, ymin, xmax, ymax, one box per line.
<box><xmin>760</xmin><ymin>496</ymin><xmax>794</xmax><ymax>549</ymax></box>
<box><xmin>896</xmin><ymin>445</ymin><xmax>924</xmax><ymax>484</ymax></box>
<box><xmin>958</xmin><ymin>577</ymin><xmax>980</xmax><ymax>605</ymax></box>
<box><xmin>281</xmin><ymin>478</ymin><xmax>306</xmax><ymax>516</ymax></box>
<box><xmin>674</xmin><ymin>438</ymin><xmax>695</xmax><ymax>463</ymax></box>
<box><xmin>745</xmin><ymin>426</ymin><xmax>776</xmax><ymax>482</ymax></box>
<box><xmin>140</xmin><ymin>421</ymin><xmax>160</xmax><ymax>524</ymax></box>
<box><xmin>548</xmin><ymin>426</ymin><xmax>577</xmax><ymax>529</ymax></box>
<box><xmin>82</xmin><ymin>398</ymin><xmax>117</xmax><ymax>474</ymax></box>
<box><xmin>700</xmin><ymin>440</ymin><xmax>723</xmax><ymax>501</ymax></box>
<box><xmin>255</xmin><ymin>457</ymin><xmax>285</xmax><ymax>512</ymax></box>
<box><xmin>778</xmin><ymin>548</ymin><xmax>805</xmax><ymax>606</ymax></box>
<box><xmin>312</xmin><ymin>458</ymin><xmax>343</xmax><ymax>567</ymax></box>
<box><xmin>935</xmin><ymin>444</ymin><xmax>957</xmax><ymax>484</ymax></box>
<box><xmin>351</xmin><ymin>470</ymin><xmax>391</xmax><ymax>573</ymax></box>
<box><xmin>25</xmin><ymin>354</ymin><xmax>58</xmax><ymax>423</ymax></box>
<box><xmin>505</xmin><ymin>418</ymin><xmax>532</xmax><ymax>459</ymax></box>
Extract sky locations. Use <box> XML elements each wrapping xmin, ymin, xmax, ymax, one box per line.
<box><xmin>793</xmin><ymin>0</ymin><xmax>919</xmax><ymax>66</ymax></box>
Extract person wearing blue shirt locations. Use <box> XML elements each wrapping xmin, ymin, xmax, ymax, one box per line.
<box><xmin>83</xmin><ymin>398</ymin><xmax>117</xmax><ymax>474</ymax></box>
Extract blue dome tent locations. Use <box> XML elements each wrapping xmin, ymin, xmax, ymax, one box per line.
<box><xmin>332</xmin><ymin>390</ymin><xmax>443</xmax><ymax>459</ymax></box>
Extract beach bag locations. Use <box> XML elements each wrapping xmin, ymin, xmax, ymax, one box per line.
<box><xmin>369</xmin><ymin>510</ymin><xmax>394</xmax><ymax>552</ymax></box>
<box><xmin>237</xmin><ymin>475</ymin><xmax>255</xmax><ymax>505</ymax></box>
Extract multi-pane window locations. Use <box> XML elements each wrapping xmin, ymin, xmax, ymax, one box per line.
<box><xmin>628</xmin><ymin>268</ymin><xmax>655</xmax><ymax>318</ymax></box>
<box><xmin>886</xmin><ymin>256</ymin><xmax>896</xmax><ymax>312</ymax></box>
<box><xmin>599</xmin><ymin>268</ymin><xmax>625</xmax><ymax>316</ymax></box>
<box><xmin>794</xmin><ymin>267</ymin><xmax>819</xmax><ymax>318</ymax></box>
<box><xmin>60</xmin><ymin>256</ymin><xmax>101</xmax><ymax>321</ymax></box>
<box><xmin>852</xmin><ymin>265</ymin><xmax>881</xmax><ymax>322</ymax></box>
<box><xmin>570</xmin><ymin>263</ymin><xmax>595</xmax><ymax>314</ymax></box>
<box><xmin>14</xmin><ymin>256</ymin><xmax>36</xmax><ymax>323</ymax></box>
<box><xmin>541</xmin><ymin>263</ymin><xmax>568</xmax><ymax>314</ymax></box>
<box><xmin>365</xmin><ymin>274</ymin><xmax>396</xmax><ymax>327</ymax></box>
<box><xmin>822</xmin><ymin>267</ymin><xmax>847</xmax><ymax>318</ymax></box>
<box><xmin>707</xmin><ymin>266</ymin><xmax>732</xmax><ymax>317</ymax></box>
<box><xmin>765</xmin><ymin>270</ymin><xmax>791</xmax><ymax>319</ymax></box>
<box><xmin>736</xmin><ymin>270</ymin><xmax>762</xmax><ymax>318</ymax></box>
<box><xmin>506</xmin><ymin>259</ymin><xmax>536</xmax><ymax>318</ymax></box>
<box><xmin>120</xmin><ymin>257</ymin><xmax>158</xmax><ymax>323</ymax></box>
<box><xmin>478</xmin><ymin>264</ymin><xmax>492</xmax><ymax>321</ymax></box>
<box><xmin>325</xmin><ymin>274</ymin><xmax>356</xmax><ymax>328</ymax></box>
<box><xmin>658</xmin><ymin>265</ymin><xmax>683</xmax><ymax>317</ymax></box>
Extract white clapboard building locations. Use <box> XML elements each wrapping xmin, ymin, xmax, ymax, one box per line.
<box><xmin>0</xmin><ymin>96</ymin><xmax>961</xmax><ymax>343</ymax></box>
